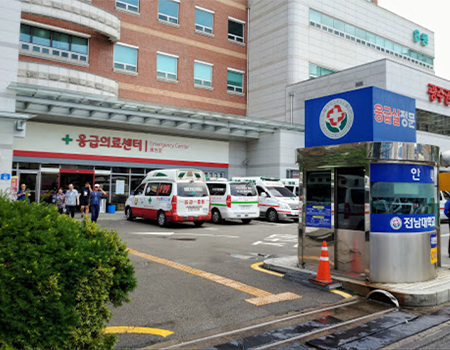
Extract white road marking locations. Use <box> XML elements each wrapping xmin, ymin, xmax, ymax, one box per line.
<box><xmin>129</xmin><ymin>232</ymin><xmax>175</xmax><ymax>236</ymax></box>
<box><xmin>203</xmin><ymin>227</ymin><xmax>219</xmax><ymax>231</ymax></box>
<box><xmin>177</xmin><ymin>233</ymin><xmax>239</xmax><ymax>238</ymax></box>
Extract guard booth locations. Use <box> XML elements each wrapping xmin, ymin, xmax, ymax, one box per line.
<box><xmin>298</xmin><ymin>87</ymin><xmax>440</xmax><ymax>283</ymax></box>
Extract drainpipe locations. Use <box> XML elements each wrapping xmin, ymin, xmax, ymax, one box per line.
<box><xmin>289</xmin><ymin>93</ymin><xmax>294</xmax><ymax>124</ymax></box>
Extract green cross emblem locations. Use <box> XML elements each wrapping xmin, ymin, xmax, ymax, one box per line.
<box><xmin>148</xmin><ymin>197</ymin><xmax>152</xmax><ymax>203</ymax></box>
<box><xmin>62</xmin><ymin>134</ymin><xmax>73</xmax><ymax>145</ymax></box>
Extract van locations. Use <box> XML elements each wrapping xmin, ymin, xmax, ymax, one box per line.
<box><xmin>230</xmin><ymin>177</ymin><xmax>299</xmax><ymax>222</ymax></box>
<box><xmin>125</xmin><ymin>169</ymin><xmax>211</xmax><ymax>227</ymax></box>
<box><xmin>440</xmin><ymin>190</ymin><xmax>450</xmax><ymax>222</ymax></box>
<box><xmin>206</xmin><ymin>178</ymin><xmax>259</xmax><ymax>224</ymax></box>
<box><xmin>280</xmin><ymin>178</ymin><xmax>302</xmax><ymax>199</ymax></box>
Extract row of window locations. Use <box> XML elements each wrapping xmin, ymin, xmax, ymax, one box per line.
<box><xmin>114</xmin><ymin>44</ymin><xmax>244</xmax><ymax>93</ymax></box>
<box><xmin>309</xmin><ymin>63</ymin><xmax>336</xmax><ymax>78</ymax></box>
<box><xmin>117</xmin><ymin>0</ymin><xmax>245</xmax><ymax>44</ymax></box>
<box><xmin>309</xmin><ymin>9</ymin><xmax>434</xmax><ymax>69</ymax></box>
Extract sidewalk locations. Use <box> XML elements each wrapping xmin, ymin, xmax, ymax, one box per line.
<box><xmin>264</xmin><ymin>256</ymin><xmax>450</xmax><ymax>307</ymax></box>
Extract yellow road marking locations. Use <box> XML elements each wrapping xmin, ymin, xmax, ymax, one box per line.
<box><xmin>251</xmin><ymin>262</ymin><xmax>284</xmax><ymax>277</ymax></box>
<box><xmin>127</xmin><ymin>249</ymin><xmax>301</xmax><ymax>305</ymax></box>
<box><xmin>331</xmin><ymin>290</ymin><xmax>353</xmax><ymax>299</ymax></box>
<box><xmin>105</xmin><ymin>327</ymin><xmax>173</xmax><ymax>337</ymax></box>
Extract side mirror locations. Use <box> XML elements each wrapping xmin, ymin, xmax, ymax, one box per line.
<box><xmin>260</xmin><ymin>192</ymin><xmax>267</xmax><ymax>198</ymax></box>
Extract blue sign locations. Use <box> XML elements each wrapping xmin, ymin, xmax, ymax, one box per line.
<box><xmin>371</xmin><ymin>164</ymin><xmax>434</xmax><ymax>184</ymax></box>
<box><xmin>0</xmin><ymin>173</ymin><xmax>11</xmax><ymax>181</ymax></box>
<box><xmin>431</xmin><ymin>232</ymin><xmax>437</xmax><ymax>263</ymax></box>
<box><xmin>305</xmin><ymin>86</ymin><xmax>416</xmax><ymax>147</ymax></box>
<box><xmin>306</xmin><ymin>205</ymin><xmax>332</xmax><ymax>228</ymax></box>
<box><xmin>371</xmin><ymin>214</ymin><xmax>435</xmax><ymax>233</ymax></box>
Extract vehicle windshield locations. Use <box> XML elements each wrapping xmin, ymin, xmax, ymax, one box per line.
<box><xmin>230</xmin><ymin>183</ymin><xmax>257</xmax><ymax>196</ymax></box>
<box><xmin>177</xmin><ymin>183</ymin><xmax>209</xmax><ymax>197</ymax></box>
<box><xmin>267</xmin><ymin>186</ymin><xmax>295</xmax><ymax>198</ymax></box>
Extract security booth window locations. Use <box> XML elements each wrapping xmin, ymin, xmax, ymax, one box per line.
<box><xmin>306</xmin><ymin>172</ymin><xmax>332</xmax><ymax>205</ymax></box>
<box><xmin>230</xmin><ymin>183</ymin><xmax>257</xmax><ymax>196</ymax></box>
<box><xmin>371</xmin><ymin>182</ymin><xmax>435</xmax><ymax>215</ymax></box>
<box><xmin>207</xmin><ymin>184</ymin><xmax>226</xmax><ymax>196</ymax></box>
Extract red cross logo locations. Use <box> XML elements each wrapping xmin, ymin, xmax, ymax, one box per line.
<box><xmin>326</xmin><ymin>105</ymin><xmax>345</xmax><ymax>127</ymax></box>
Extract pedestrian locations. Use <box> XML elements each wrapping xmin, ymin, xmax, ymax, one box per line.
<box><xmin>65</xmin><ymin>184</ymin><xmax>79</xmax><ymax>218</ymax></box>
<box><xmin>90</xmin><ymin>184</ymin><xmax>107</xmax><ymax>223</ymax></box>
<box><xmin>445</xmin><ymin>198</ymin><xmax>450</xmax><ymax>258</ymax></box>
<box><xmin>55</xmin><ymin>188</ymin><xmax>66</xmax><ymax>214</ymax></box>
<box><xmin>79</xmin><ymin>182</ymin><xmax>92</xmax><ymax>218</ymax></box>
<box><xmin>16</xmin><ymin>184</ymin><xmax>31</xmax><ymax>203</ymax></box>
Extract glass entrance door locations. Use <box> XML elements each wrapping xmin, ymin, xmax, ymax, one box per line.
<box><xmin>59</xmin><ymin>169</ymin><xmax>95</xmax><ymax>191</ymax></box>
<box><xmin>17</xmin><ymin>171</ymin><xmax>38</xmax><ymax>203</ymax></box>
<box><xmin>335</xmin><ymin>167</ymin><xmax>368</xmax><ymax>277</ymax></box>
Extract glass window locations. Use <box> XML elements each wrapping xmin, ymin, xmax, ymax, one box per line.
<box><xmin>355</xmin><ymin>28</ymin><xmax>365</xmax><ymax>40</ymax></box>
<box><xmin>32</xmin><ymin>28</ymin><xmax>51</xmax><ymax>46</ymax></box>
<box><xmin>228</xmin><ymin>20</ymin><xmax>244</xmax><ymax>43</ymax></box>
<box><xmin>194</xmin><ymin>62</ymin><xmax>212</xmax><ymax>87</ymax></box>
<box><xmin>195</xmin><ymin>8</ymin><xmax>214</xmax><ymax>34</ymax></box>
<box><xmin>131</xmin><ymin>177</ymin><xmax>145</xmax><ymax>194</ymax></box>
<box><xmin>134</xmin><ymin>183</ymin><xmax>146</xmax><ymax>195</ymax></box>
<box><xmin>309</xmin><ymin>63</ymin><xmax>335</xmax><ymax>78</ymax></box>
<box><xmin>227</xmin><ymin>70</ymin><xmax>243</xmax><ymax>93</ymax></box>
<box><xmin>114</xmin><ymin>44</ymin><xmax>138</xmax><ymax>72</ymax></box>
<box><xmin>20</xmin><ymin>24</ymin><xmax>31</xmax><ymax>42</ymax></box>
<box><xmin>111</xmin><ymin>175</ymin><xmax>129</xmax><ymax>205</ymax></box>
<box><xmin>157</xmin><ymin>183</ymin><xmax>173</xmax><ymax>196</ymax></box>
<box><xmin>145</xmin><ymin>183</ymin><xmax>158</xmax><ymax>196</ymax></box>
<box><xmin>334</xmin><ymin>19</ymin><xmax>345</xmax><ymax>32</ymax></box>
<box><xmin>71</xmin><ymin>36</ymin><xmax>88</xmax><ymax>54</ymax></box>
<box><xmin>158</xmin><ymin>0</ymin><xmax>179</xmax><ymax>24</ymax></box>
<box><xmin>375</xmin><ymin>35</ymin><xmax>385</xmax><ymax>47</ymax></box>
<box><xmin>321</xmin><ymin>14</ymin><xmax>334</xmax><ymax>28</ymax></box>
<box><xmin>309</xmin><ymin>9</ymin><xmax>321</xmax><ymax>23</ymax></box>
<box><xmin>385</xmin><ymin>39</ymin><xmax>394</xmax><ymax>51</ymax></box>
<box><xmin>344</xmin><ymin>23</ymin><xmax>356</xmax><ymax>36</ymax></box>
<box><xmin>207</xmin><ymin>183</ymin><xmax>226</xmax><ymax>196</ymax></box>
<box><xmin>52</xmin><ymin>32</ymin><xmax>70</xmax><ymax>51</ymax></box>
<box><xmin>116</xmin><ymin>0</ymin><xmax>139</xmax><ymax>12</ymax></box>
<box><xmin>306</xmin><ymin>171</ymin><xmax>332</xmax><ymax>205</ymax></box>
<box><xmin>266</xmin><ymin>186</ymin><xmax>295</xmax><ymax>198</ymax></box>
<box><xmin>230</xmin><ymin>183</ymin><xmax>257</xmax><ymax>196</ymax></box>
<box><xmin>177</xmin><ymin>183</ymin><xmax>209</xmax><ymax>197</ymax></box>
<box><xmin>365</xmin><ymin>32</ymin><xmax>376</xmax><ymax>44</ymax></box>
<box><xmin>157</xmin><ymin>53</ymin><xmax>178</xmax><ymax>80</ymax></box>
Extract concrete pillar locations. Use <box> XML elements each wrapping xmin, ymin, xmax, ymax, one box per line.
<box><xmin>0</xmin><ymin>0</ymin><xmax>21</xmax><ymax>194</ymax></box>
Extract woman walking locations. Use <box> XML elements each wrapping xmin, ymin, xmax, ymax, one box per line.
<box><xmin>55</xmin><ymin>188</ymin><xmax>66</xmax><ymax>214</ymax></box>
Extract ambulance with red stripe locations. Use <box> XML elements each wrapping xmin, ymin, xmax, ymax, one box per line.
<box><xmin>125</xmin><ymin>169</ymin><xmax>211</xmax><ymax>227</ymax></box>
<box><xmin>230</xmin><ymin>177</ymin><xmax>300</xmax><ymax>222</ymax></box>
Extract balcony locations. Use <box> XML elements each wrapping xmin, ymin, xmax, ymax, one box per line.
<box><xmin>21</xmin><ymin>0</ymin><xmax>120</xmax><ymax>42</ymax></box>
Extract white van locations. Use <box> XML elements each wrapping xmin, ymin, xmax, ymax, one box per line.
<box><xmin>206</xmin><ymin>178</ymin><xmax>259</xmax><ymax>224</ymax></box>
<box><xmin>230</xmin><ymin>177</ymin><xmax>300</xmax><ymax>222</ymax></box>
<box><xmin>125</xmin><ymin>169</ymin><xmax>211</xmax><ymax>227</ymax></box>
<box><xmin>280</xmin><ymin>178</ymin><xmax>302</xmax><ymax>199</ymax></box>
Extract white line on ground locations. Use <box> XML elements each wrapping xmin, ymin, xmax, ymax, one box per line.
<box><xmin>129</xmin><ymin>232</ymin><xmax>175</xmax><ymax>235</ymax></box>
<box><xmin>203</xmin><ymin>227</ymin><xmax>219</xmax><ymax>231</ymax></box>
<box><xmin>176</xmin><ymin>233</ymin><xmax>239</xmax><ymax>238</ymax></box>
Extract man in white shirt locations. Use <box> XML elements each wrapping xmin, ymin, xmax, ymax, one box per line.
<box><xmin>65</xmin><ymin>184</ymin><xmax>79</xmax><ymax>218</ymax></box>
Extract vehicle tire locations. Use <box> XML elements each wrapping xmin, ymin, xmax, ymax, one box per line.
<box><xmin>211</xmin><ymin>209</ymin><xmax>223</xmax><ymax>224</ymax></box>
<box><xmin>241</xmin><ymin>219</ymin><xmax>252</xmax><ymax>224</ymax></box>
<box><xmin>157</xmin><ymin>211</ymin><xmax>167</xmax><ymax>227</ymax></box>
<box><xmin>194</xmin><ymin>221</ymin><xmax>205</xmax><ymax>227</ymax></box>
<box><xmin>266</xmin><ymin>209</ymin><xmax>279</xmax><ymax>223</ymax></box>
<box><xmin>125</xmin><ymin>206</ymin><xmax>134</xmax><ymax>221</ymax></box>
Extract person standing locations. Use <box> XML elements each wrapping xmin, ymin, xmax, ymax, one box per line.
<box><xmin>55</xmin><ymin>188</ymin><xmax>66</xmax><ymax>214</ymax></box>
<box><xmin>79</xmin><ymin>182</ymin><xmax>91</xmax><ymax>218</ymax></box>
<box><xmin>16</xmin><ymin>184</ymin><xmax>31</xmax><ymax>203</ymax></box>
<box><xmin>65</xmin><ymin>184</ymin><xmax>79</xmax><ymax>218</ymax></box>
<box><xmin>90</xmin><ymin>184</ymin><xmax>107</xmax><ymax>223</ymax></box>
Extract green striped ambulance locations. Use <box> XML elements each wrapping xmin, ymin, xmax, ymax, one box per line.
<box><xmin>206</xmin><ymin>178</ymin><xmax>259</xmax><ymax>224</ymax></box>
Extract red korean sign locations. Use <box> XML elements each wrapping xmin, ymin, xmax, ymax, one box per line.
<box><xmin>428</xmin><ymin>83</ymin><xmax>450</xmax><ymax>106</ymax></box>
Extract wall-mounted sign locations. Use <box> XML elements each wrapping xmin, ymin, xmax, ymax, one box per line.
<box><xmin>0</xmin><ymin>173</ymin><xmax>11</xmax><ymax>181</ymax></box>
<box><xmin>427</xmin><ymin>83</ymin><xmax>450</xmax><ymax>106</ymax></box>
<box><xmin>306</xmin><ymin>204</ymin><xmax>332</xmax><ymax>228</ymax></box>
<box><xmin>413</xmin><ymin>30</ymin><xmax>428</xmax><ymax>46</ymax></box>
<box><xmin>305</xmin><ymin>86</ymin><xmax>416</xmax><ymax>147</ymax></box>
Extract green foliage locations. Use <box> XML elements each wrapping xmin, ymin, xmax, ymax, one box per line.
<box><xmin>0</xmin><ymin>196</ymin><xmax>137</xmax><ymax>349</ymax></box>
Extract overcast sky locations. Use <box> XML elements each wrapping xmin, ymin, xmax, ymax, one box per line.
<box><xmin>378</xmin><ymin>0</ymin><xmax>449</xmax><ymax>81</ymax></box>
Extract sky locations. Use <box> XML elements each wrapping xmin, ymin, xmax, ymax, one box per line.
<box><xmin>378</xmin><ymin>0</ymin><xmax>449</xmax><ymax>81</ymax></box>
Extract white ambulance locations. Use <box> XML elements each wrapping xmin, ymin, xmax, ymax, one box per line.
<box><xmin>280</xmin><ymin>178</ymin><xmax>302</xmax><ymax>199</ymax></box>
<box><xmin>230</xmin><ymin>177</ymin><xmax>300</xmax><ymax>222</ymax></box>
<box><xmin>125</xmin><ymin>169</ymin><xmax>211</xmax><ymax>227</ymax></box>
<box><xmin>206</xmin><ymin>178</ymin><xmax>259</xmax><ymax>224</ymax></box>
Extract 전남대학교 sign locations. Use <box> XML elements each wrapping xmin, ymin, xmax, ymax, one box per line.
<box><xmin>305</xmin><ymin>86</ymin><xmax>416</xmax><ymax>147</ymax></box>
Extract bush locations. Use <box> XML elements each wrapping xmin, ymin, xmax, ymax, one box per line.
<box><xmin>0</xmin><ymin>196</ymin><xmax>137</xmax><ymax>349</ymax></box>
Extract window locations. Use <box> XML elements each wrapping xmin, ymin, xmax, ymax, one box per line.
<box><xmin>227</xmin><ymin>69</ymin><xmax>244</xmax><ymax>93</ymax></box>
<box><xmin>228</xmin><ymin>18</ymin><xmax>244</xmax><ymax>43</ymax></box>
<box><xmin>157</xmin><ymin>53</ymin><xmax>178</xmax><ymax>80</ymax></box>
<box><xmin>158</xmin><ymin>0</ymin><xmax>179</xmax><ymax>24</ymax></box>
<box><xmin>194</xmin><ymin>61</ymin><xmax>213</xmax><ymax>87</ymax></box>
<box><xmin>19</xmin><ymin>23</ymin><xmax>89</xmax><ymax>63</ymax></box>
<box><xmin>116</xmin><ymin>0</ymin><xmax>139</xmax><ymax>13</ymax></box>
<box><xmin>145</xmin><ymin>183</ymin><xmax>158</xmax><ymax>196</ymax></box>
<box><xmin>113</xmin><ymin>44</ymin><xmax>138</xmax><ymax>72</ymax></box>
<box><xmin>134</xmin><ymin>183</ymin><xmax>145</xmax><ymax>196</ymax></box>
<box><xmin>195</xmin><ymin>7</ymin><xmax>214</xmax><ymax>34</ymax></box>
<box><xmin>157</xmin><ymin>183</ymin><xmax>173</xmax><ymax>196</ymax></box>
<box><xmin>309</xmin><ymin>63</ymin><xmax>336</xmax><ymax>78</ymax></box>
<box><xmin>177</xmin><ymin>183</ymin><xmax>209</xmax><ymax>197</ymax></box>
<box><xmin>207</xmin><ymin>183</ymin><xmax>226</xmax><ymax>196</ymax></box>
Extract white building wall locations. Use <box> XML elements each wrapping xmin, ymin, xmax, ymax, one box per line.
<box><xmin>0</xmin><ymin>0</ymin><xmax>21</xmax><ymax>194</ymax></box>
<box><xmin>228</xmin><ymin>141</ymin><xmax>248</xmax><ymax>178</ymax></box>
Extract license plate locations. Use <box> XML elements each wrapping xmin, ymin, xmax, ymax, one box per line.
<box><xmin>188</xmin><ymin>207</ymin><xmax>201</xmax><ymax>212</ymax></box>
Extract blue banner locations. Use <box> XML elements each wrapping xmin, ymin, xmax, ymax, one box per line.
<box><xmin>370</xmin><ymin>164</ymin><xmax>434</xmax><ymax>184</ymax></box>
<box><xmin>306</xmin><ymin>205</ymin><xmax>332</xmax><ymax>228</ymax></box>
<box><xmin>371</xmin><ymin>214</ymin><xmax>435</xmax><ymax>233</ymax></box>
<box><xmin>305</xmin><ymin>86</ymin><xmax>416</xmax><ymax>147</ymax></box>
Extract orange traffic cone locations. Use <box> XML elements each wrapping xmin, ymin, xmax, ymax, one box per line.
<box><xmin>308</xmin><ymin>241</ymin><xmax>340</xmax><ymax>288</ymax></box>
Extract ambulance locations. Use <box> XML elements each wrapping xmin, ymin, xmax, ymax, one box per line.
<box><xmin>206</xmin><ymin>178</ymin><xmax>259</xmax><ymax>224</ymax></box>
<box><xmin>280</xmin><ymin>178</ymin><xmax>302</xmax><ymax>198</ymax></box>
<box><xmin>125</xmin><ymin>169</ymin><xmax>211</xmax><ymax>227</ymax></box>
<box><xmin>230</xmin><ymin>177</ymin><xmax>300</xmax><ymax>222</ymax></box>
